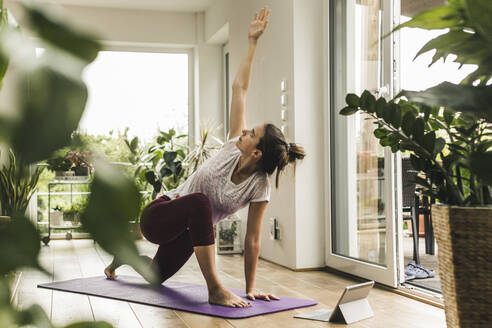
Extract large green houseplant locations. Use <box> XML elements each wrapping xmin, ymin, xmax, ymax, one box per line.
<box><xmin>340</xmin><ymin>1</ymin><xmax>491</xmax><ymax>326</ymax></box>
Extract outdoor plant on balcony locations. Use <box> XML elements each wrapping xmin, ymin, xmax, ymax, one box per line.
<box><xmin>65</xmin><ymin>150</ymin><xmax>92</xmax><ymax>176</ymax></box>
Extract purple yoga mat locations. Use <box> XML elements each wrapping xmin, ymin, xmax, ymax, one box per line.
<box><xmin>38</xmin><ymin>275</ymin><xmax>317</xmax><ymax>319</ymax></box>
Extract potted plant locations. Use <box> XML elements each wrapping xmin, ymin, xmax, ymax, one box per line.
<box><xmin>184</xmin><ymin>121</ymin><xmax>224</xmax><ymax>174</ymax></box>
<box><xmin>62</xmin><ymin>199</ymin><xmax>86</xmax><ymax>225</ymax></box>
<box><xmin>340</xmin><ymin>1</ymin><xmax>492</xmax><ymax>326</ymax></box>
<box><xmin>46</xmin><ymin>149</ymin><xmax>73</xmax><ymax>178</ymax></box>
<box><xmin>142</xmin><ymin>128</ymin><xmax>189</xmax><ymax>198</ymax></box>
<box><xmin>0</xmin><ymin>149</ymin><xmax>43</xmax><ymax>218</ymax></box>
<box><xmin>66</xmin><ymin>150</ymin><xmax>92</xmax><ymax>177</ymax></box>
<box><xmin>50</xmin><ymin>205</ymin><xmax>64</xmax><ymax>227</ymax></box>
<box><xmin>217</xmin><ymin>215</ymin><xmax>242</xmax><ymax>254</ymax></box>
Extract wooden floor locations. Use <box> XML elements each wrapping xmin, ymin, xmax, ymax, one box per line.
<box><xmin>12</xmin><ymin>240</ymin><xmax>446</xmax><ymax>328</ymax></box>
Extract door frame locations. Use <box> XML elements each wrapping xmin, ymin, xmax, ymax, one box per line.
<box><xmin>324</xmin><ymin>0</ymin><xmax>402</xmax><ymax>287</ymax></box>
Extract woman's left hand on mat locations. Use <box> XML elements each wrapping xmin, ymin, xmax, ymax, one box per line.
<box><xmin>246</xmin><ymin>291</ymin><xmax>280</xmax><ymax>301</ymax></box>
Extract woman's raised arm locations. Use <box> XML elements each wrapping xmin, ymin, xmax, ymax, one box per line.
<box><xmin>228</xmin><ymin>6</ymin><xmax>271</xmax><ymax>140</ymax></box>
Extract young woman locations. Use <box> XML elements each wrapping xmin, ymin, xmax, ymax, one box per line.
<box><xmin>104</xmin><ymin>6</ymin><xmax>306</xmax><ymax>308</ymax></box>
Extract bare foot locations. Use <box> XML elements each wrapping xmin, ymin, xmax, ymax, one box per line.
<box><xmin>104</xmin><ymin>265</ymin><xmax>117</xmax><ymax>279</ymax></box>
<box><xmin>209</xmin><ymin>286</ymin><xmax>250</xmax><ymax>308</ymax></box>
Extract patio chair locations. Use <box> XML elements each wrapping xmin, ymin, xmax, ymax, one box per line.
<box><xmin>401</xmin><ymin>158</ymin><xmax>435</xmax><ymax>265</ymax></box>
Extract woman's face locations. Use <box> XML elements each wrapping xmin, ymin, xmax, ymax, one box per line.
<box><xmin>236</xmin><ymin>124</ymin><xmax>265</xmax><ymax>159</ymax></box>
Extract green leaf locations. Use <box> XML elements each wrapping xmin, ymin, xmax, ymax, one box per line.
<box><xmin>5</xmin><ymin>67</ymin><xmax>88</xmax><ymax>164</ymax></box>
<box><xmin>360</xmin><ymin>90</ymin><xmax>376</xmax><ymax>111</ymax></box>
<box><xmin>414</xmin><ymin>176</ymin><xmax>431</xmax><ymax>189</ymax></box>
<box><xmin>163</xmin><ymin>151</ymin><xmax>177</xmax><ymax>165</ymax></box>
<box><xmin>144</xmin><ymin>171</ymin><xmax>156</xmax><ymax>184</ymax></box>
<box><xmin>339</xmin><ymin>106</ymin><xmax>358</xmax><ymax>116</ymax></box>
<box><xmin>433</xmin><ymin>137</ymin><xmax>446</xmax><ymax>157</ymax></box>
<box><xmin>382</xmin><ymin>102</ymin><xmax>393</xmax><ymax>125</ymax></box>
<box><xmin>379</xmin><ymin>137</ymin><xmax>391</xmax><ymax>147</ymax></box>
<box><xmin>390</xmin><ymin>103</ymin><xmax>402</xmax><ymax>129</ymax></box>
<box><xmin>394</xmin><ymin>5</ymin><xmax>461</xmax><ymax>31</ymax></box>
<box><xmin>22</xmin><ymin>2</ymin><xmax>101</xmax><ymax>62</ymax></box>
<box><xmin>366</xmin><ymin>93</ymin><xmax>377</xmax><ymax>113</ymax></box>
<box><xmin>465</xmin><ymin>0</ymin><xmax>492</xmax><ymax>45</ymax></box>
<box><xmin>401</xmin><ymin>111</ymin><xmax>415</xmax><ymax>137</ymax></box>
<box><xmin>469</xmin><ymin>151</ymin><xmax>492</xmax><ymax>185</ymax></box>
<box><xmin>414</xmin><ymin>30</ymin><xmax>473</xmax><ymax>65</ymax></box>
<box><xmin>402</xmin><ymin>82</ymin><xmax>492</xmax><ymax>122</ymax></box>
<box><xmin>374</xmin><ymin>128</ymin><xmax>390</xmax><ymax>138</ymax></box>
<box><xmin>376</xmin><ymin>97</ymin><xmax>386</xmax><ymax>118</ymax></box>
<box><xmin>130</xmin><ymin>137</ymin><xmax>139</xmax><ymax>152</ymax></box>
<box><xmin>477</xmin><ymin>139</ymin><xmax>492</xmax><ymax>152</ymax></box>
<box><xmin>0</xmin><ymin>215</ymin><xmax>46</xmax><ymax>276</ymax></box>
<box><xmin>160</xmin><ymin>166</ymin><xmax>173</xmax><ymax>178</ymax></box>
<box><xmin>410</xmin><ymin>154</ymin><xmax>425</xmax><ymax>171</ymax></box>
<box><xmin>81</xmin><ymin>160</ymin><xmax>158</xmax><ymax>285</ymax></box>
<box><xmin>413</xmin><ymin>118</ymin><xmax>425</xmax><ymax>144</ymax></box>
<box><xmin>176</xmin><ymin>149</ymin><xmax>186</xmax><ymax>159</ymax></box>
<box><xmin>443</xmin><ymin>109</ymin><xmax>455</xmax><ymax>126</ymax></box>
<box><xmin>345</xmin><ymin>93</ymin><xmax>360</xmax><ymax>107</ymax></box>
<box><xmin>422</xmin><ymin>131</ymin><xmax>436</xmax><ymax>154</ymax></box>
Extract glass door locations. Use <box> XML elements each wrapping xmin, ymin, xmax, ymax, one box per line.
<box><xmin>327</xmin><ymin>0</ymin><xmax>401</xmax><ymax>287</ymax></box>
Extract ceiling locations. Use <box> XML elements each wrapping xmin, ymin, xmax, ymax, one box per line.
<box><xmin>7</xmin><ymin>0</ymin><xmax>218</xmax><ymax>12</ymax></box>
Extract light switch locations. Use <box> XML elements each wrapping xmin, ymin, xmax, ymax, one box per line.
<box><xmin>281</xmin><ymin>80</ymin><xmax>288</xmax><ymax>92</ymax></box>
<box><xmin>281</xmin><ymin>94</ymin><xmax>288</xmax><ymax>106</ymax></box>
<box><xmin>281</xmin><ymin>109</ymin><xmax>287</xmax><ymax>121</ymax></box>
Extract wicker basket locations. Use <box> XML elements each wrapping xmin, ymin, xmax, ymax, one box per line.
<box><xmin>432</xmin><ymin>204</ymin><xmax>492</xmax><ymax>328</ymax></box>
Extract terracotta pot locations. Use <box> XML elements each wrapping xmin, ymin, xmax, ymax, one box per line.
<box><xmin>432</xmin><ymin>204</ymin><xmax>492</xmax><ymax>328</ymax></box>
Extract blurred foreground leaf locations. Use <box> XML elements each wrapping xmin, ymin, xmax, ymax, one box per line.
<box><xmin>0</xmin><ymin>2</ymin><xmax>101</xmax><ymax>163</ymax></box>
<box><xmin>81</xmin><ymin>159</ymin><xmax>158</xmax><ymax>285</ymax></box>
<box><xmin>22</xmin><ymin>1</ymin><xmax>100</xmax><ymax>62</ymax></box>
<box><xmin>0</xmin><ymin>215</ymin><xmax>47</xmax><ymax>276</ymax></box>
<box><xmin>402</xmin><ymin>82</ymin><xmax>492</xmax><ymax>122</ymax></box>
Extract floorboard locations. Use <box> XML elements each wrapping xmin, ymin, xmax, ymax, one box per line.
<box><xmin>17</xmin><ymin>240</ymin><xmax>445</xmax><ymax>328</ymax></box>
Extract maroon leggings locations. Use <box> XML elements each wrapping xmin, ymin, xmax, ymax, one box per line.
<box><xmin>140</xmin><ymin>192</ymin><xmax>214</xmax><ymax>284</ymax></box>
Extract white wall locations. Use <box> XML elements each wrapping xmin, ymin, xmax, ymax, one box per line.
<box><xmin>293</xmin><ymin>0</ymin><xmax>326</xmax><ymax>268</ymax></box>
<box><xmin>205</xmin><ymin>0</ymin><xmax>327</xmax><ymax>269</ymax></box>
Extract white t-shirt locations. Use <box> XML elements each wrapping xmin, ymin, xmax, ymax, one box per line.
<box><xmin>162</xmin><ymin>136</ymin><xmax>271</xmax><ymax>225</ymax></box>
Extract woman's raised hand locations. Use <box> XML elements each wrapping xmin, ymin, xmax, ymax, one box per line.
<box><xmin>248</xmin><ymin>6</ymin><xmax>271</xmax><ymax>41</ymax></box>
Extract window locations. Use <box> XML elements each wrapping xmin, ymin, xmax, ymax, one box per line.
<box><xmin>80</xmin><ymin>50</ymin><xmax>190</xmax><ymax>141</ymax></box>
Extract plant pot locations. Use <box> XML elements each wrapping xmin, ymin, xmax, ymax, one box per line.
<box><xmin>73</xmin><ymin>166</ymin><xmax>90</xmax><ymax>176</ymax></box>
<box><xmin>128</xmin><ymin>222</ymin><xmax>143</xmax><ymax>240</ymax></box>
<box><xmin>55</xmin><ymin>170</ymin><xmax>75</xmax><ymax>178</ymax></box>
<box><xmin>432</xmin><ymin>204</ymin><xmax>492</xmax><ymax>328</ymax></box>
<box><xmin>63</xmin><ymin>212</ymin><xmax>79</xmax><ymax>225</ymax></box>
<box><xmin>50</xmin><ymin>211</ymin><xmax>64</xmax><ymax>226</ymax></box>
